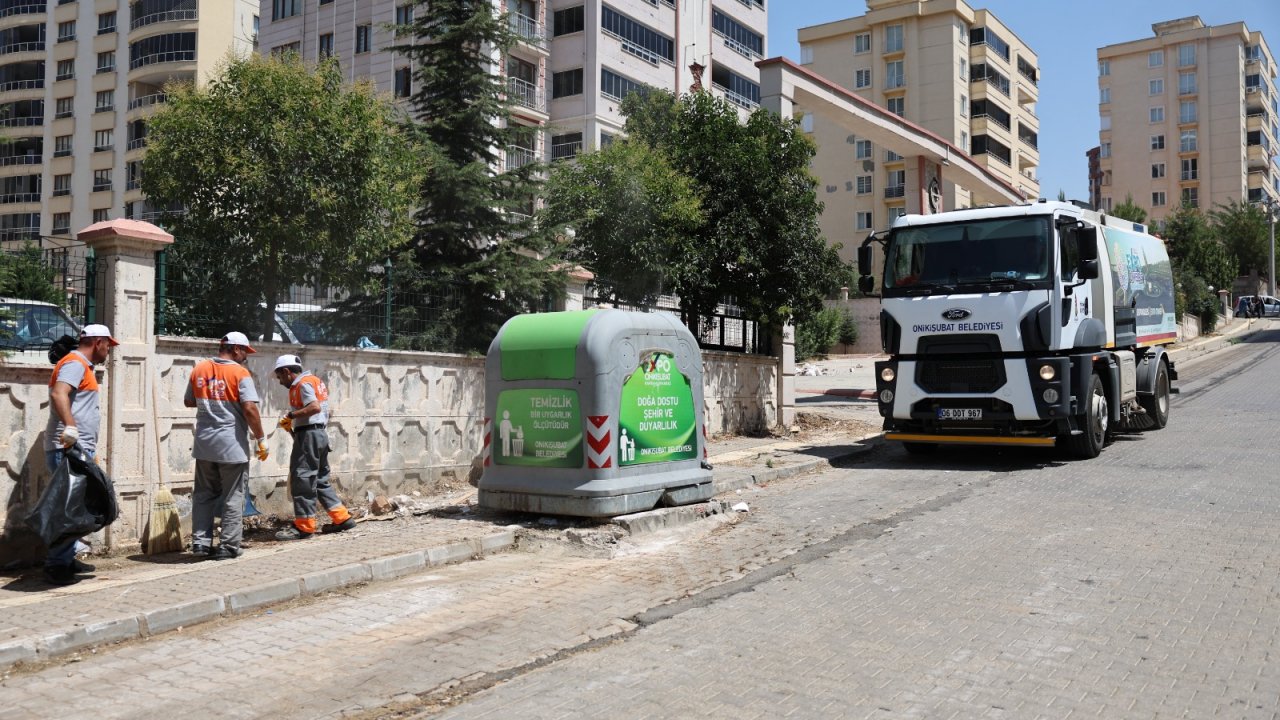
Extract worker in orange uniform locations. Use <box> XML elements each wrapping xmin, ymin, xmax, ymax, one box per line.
<box><xmin>272</xmin><ymin>354</ymin><xmax>354</xmax><ymax>539</ymax></box>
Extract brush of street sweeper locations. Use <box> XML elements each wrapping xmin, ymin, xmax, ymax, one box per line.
<box><xmin>144</xmin><ymin>381</ymin><xmax>184</xmax><ymax>554</ymax></box>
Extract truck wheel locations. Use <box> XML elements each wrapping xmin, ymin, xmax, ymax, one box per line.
<box><xmin>1068</xmin><ymin>373</ymin><xmax>1108</xmax><ymax>459</ymax></box>
<box><xmin>1138</xmin><ymin>360</ymin><xmax>1170</xmax><ymax>430</ymax></box>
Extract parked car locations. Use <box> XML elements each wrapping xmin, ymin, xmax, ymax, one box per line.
<box><xmin>0</xmin><ymin>298</ymin><xmax>81</xmax><ymax>351</ymax></box>
<box><xmin>255</xmin><ymin>302</ymin><xmax>343</xmax><ymax>345</ymax></box>
<box><xmin>1234</xmin><ymin>295</ymin><xmax>1280</xmax><ymax>318</ymax></box>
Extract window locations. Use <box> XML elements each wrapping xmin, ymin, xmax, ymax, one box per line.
<box><xmin>711</xmin><ymin>9</ymin><xmax>763</xmax><ymax>59</ymax></box>
<box><xmin>960</xmin><ymin>94</ymin><xmax>968</xmax><ymax>117</ymax></box>
<box><xmin>960</xmin><ymin>58</ymin><xmax>967</xmax><ymax>80</ymax></box>
<box><xmin>553</xmin><ymin>6</ymin><xmax>584</xmax><ymax>37</ymax></box>
<box><xmin>601</xmin><ymin>5</ymin><xmax>675</xmax><ymax>65</ymax></box>
<box><xmin>884</xmin><ymin>25</ymin><xmax>903</xmax><ymax>53</ymax></box>
<box><xmin>1149</xmin><ymin>50</ymin><xmax>1164</xmax><ymax>67</ymax></box>
<box><xmin>54</xmin><ymin>135</ymin><xmax>72</xmax><ymax>157</ymax></box>
<box><xmin>1179</xmin><ymin>100</ymin><xmax>1196</xmax><ymax>124</ymax></box>
<box><xmin>55</xmin><ymin>97</ymin><xmax>73</xmax><ymax>118</ymax></box>
<box><xmin>800</xmin><ymin>45</ymin><xmax>813</xmax><ymax>64</ymax></box>
<box><xmin>272</xmin><ymin>0</ymin><xmax>302</xmax><ymax>20</ymax></box>
<box><xmin>1180</xmin><ymin>157</ymin><xmax>1198</xmax><ymax>181</ymax></box>
<box><xmin>1181</xmin><ymin>187</ymin><xmax>1198</xmax><ymax>207</ymax></box>
<box><xmin>1152</xmin><ymin>163</ymin><xmax>1165</xmax><ymax>178</ymax></box>
<box><xmin>1151</xmin><ymin>134</ymin><xmax>1165</xmax><ymax>150</ymax></box>
<box><xmin>355</xmin><ymin>24</ymin><xmax>371</xmax><ymax>54</ymax></box>
<box><xmin>890</xmin><ymin>207</ymin><xmax>907</xmax><ymax>220</ymax></box>
<box><xmin>1100</xmin><ymin>87</ymin><xmax>1110</xmax><ymax>104</ymax></box>
<box><xmin>1149</xmin><ymin>78</ymin><xmax>1163</xmax><ymax>95</ymax></box>
<box><xmin>53</xmin><ymin>175</ymin><xmax>70</xmax><ymax>197</ymax></box>
<box><xmin>395</xmin><ymin>4</ymin><xmax>413</xmax><ymax>26</ymax></box>
<box><xmin>98</xmin><ymin>11</ymin><xmax>116</xmax><ymax>34</ymax></box>
<box><xmin>855</xmin><ymin>68</ymin><xmax>870</xmax><ymax>88</ymax></box>
<box><xmin>961</xmin><ymin>130</ymin><xmax>968</xmax><ymax>149</ymax></box>
<box><xmin>599</xmin><ymin>132</ymin><xmax>614</xmax><ymax>148</ymax></box>
<box><xmin>801</xmin><ymin>112</ymin><xmax>813</xmax><ymax>133</ymax></box>
<box><xmin>1178</xmin><ymin>43</ymin><xmax>1195</xmax><ymax>67</ymax></box>
<box><xmin>56</xmin><ymin>59</ymin><xmax>74</xmax><ymax>81</ymax></box>
<box><xmin>1178</xmin><ymin>72</ymin><xmax>1196</xmax><ymax>95</ymax></box>
<box><xmin>1101</xmin><ymin>170</ymin><xmax>1111</xmax><ymax>186</ymax></box>
<box><xmin>855</xmin><ymin>139</ymin><xmax>872</xmax><ymax>159</ymax></box>
<box><xmin>93</xmin><ymin>169</ymin><xmax>112</xmax><ymax>192</ymax></box>
<box><xmin>600</xmin><ymin>68</ymin><xmax>645</xmax><ymax>102</ymax></box>
<box><xmin>885</xmin><ymin>60</ymin><xmax>904</xmax><ymax>89</ymax></box>
<box><xmin>1152</xmin><ymin>191</ymin><xmax>1166</xmax><ymax>207</ymax></box>
<box><xmin>1150</xmin><ymin>106</ymin><xmax>1164</xmax><ymax>123</ymax></box>
<box><xmin>1100</xmin><ymin>115</ymin><xmax>1111</xmax><ymax>131</ymax></box>
<box><xmin>272</xmin><ymin>42</ymin><xmax>300</xmax><ymax>57</ymax></box>
<box><xmin>886</xmin><ymin>150</ymin><xmax>903</xmax><ymax>162</ymax></box>
<box><xmin>1059</xmin><ymin>223</ymin><xmax>1080</xmax><ymax>282</ymax></box>
<box><xmin>552</xmin><ymin>68</ymin><xmax>583</xmax><ymax>98</ymax></box>
<box><xmin>92</xmin><ymin>208</ymin><xmax>109</xmax><ymax>224</ymax></box>
<box><xmin>97</xmin><ymin>51</ymin><xmax>115</xmax><ymax>73</ymax></box>
<box><xmin>886</xmin><ymin>97</ymin><xmax>904</xmax><ymax>116</ymax></box>
<box><xmin>393</xmin><ymin>67</ymin><xmax>411</xmax><ymax>98</ymax></box>
<box><xmin>886</xmin><ymin>169</ymin><xmax>905</xmax><ymax>196</ymax></box>
<box><xmin>856</xmin><ymin>211</ymin><xmax>873</xmax><ymax>230</ymax></box>
<box><xmin>94</xmin><ymin>129</ymin><xmax>113</xmax><ymax>151</ymax></box>
<box><xmin>57</xmin><ymin>20</ymin><xmax>75</xmax><ymax>42</ymax></box>
<box><xmin>854</xmin><ymin>32</ymin><xmax>870</xmax><ymax>54</ymax></box>
<box><xmin>96</xmin><ymin>89</ymin><xmax>114</xmax><ymax>112</ymax></box>
<box><xmin>52</xmin><ymin>213</ymin><xmax>70</xmax><ymax>234</ymax></box>
<box><xmin>318</xmin><ymin>33</ymin><xmax>333</xmax><ymax>58</ymax></box>
<box><xmin>1100</xmin><ymin>142</ymin><xmax>1111</xmax><ymax>159</ymax></box>
<box><xmin>856</xmin><ymin>175</ymin><xmax>872</xmax><ymax>194</ymax></box>
<box><xmin>551</xmin><ymin>131</ymin><xmax>583</xmax><ymax>160</ymax></box>
<box><xmin>1180</xmin><ymin>129</ymin><xmax>1197</xmax><ymax>152</ymax></box>
<box><xmin>1098</xmin><ymin>59</ymin><xmax>1110</xmax><ymax>76</ymax></box>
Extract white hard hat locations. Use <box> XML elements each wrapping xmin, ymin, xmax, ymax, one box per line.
<box><xmin>274</xmin><ymin>354</ymin><xmax>302</xmax><ymax>371</ymax></box>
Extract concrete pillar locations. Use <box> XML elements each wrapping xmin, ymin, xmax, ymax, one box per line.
<box><xmin>1219</xmin><ymin>289</ymin><xmax>1231</xmax><ymax>320</ymax></box>
<box><xmin>775</xmin><ymin>323</ymin><xmax>796</xmax><ymax>429</ymax></box>
<box><xmin>77</xmin><ymin>219</ymin><xmax>173</xmax><ymax>551</ymax></box>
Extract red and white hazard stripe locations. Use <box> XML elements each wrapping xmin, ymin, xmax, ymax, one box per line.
<box><xmin>482</xmin><ymin>417</ymin><xmax>491</xmax><ymax>467</ymax></box>
<box><xmin>587</xmin><ymin>415</ymin><xmax>612</xmax><ymax>469</ymax></box>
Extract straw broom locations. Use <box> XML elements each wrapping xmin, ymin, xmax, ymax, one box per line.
<box><xmin>145</xmin><ymin>378</ymin><xmax>183</xmax><ymax>554</ymax></box>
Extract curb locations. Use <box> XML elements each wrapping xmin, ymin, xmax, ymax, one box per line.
<box><xmin>712</xmin><ymin>434</ymin><xmax>882</xmax><ymax>496</ymax></box>
<box><xmin>796</xmin><ymin>388</ymin><xmax>877</xmax><ymax>400</ymax></box>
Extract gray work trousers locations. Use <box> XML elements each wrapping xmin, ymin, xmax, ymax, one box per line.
<box><xmin>290</xmin><ymin>426</ymin><xmax>341</xmax><ymax>522</ymax></box>
<box><xmin>192</xmin><ymin>459</ymin><xmax>248</xmax><ymax>550</ymax></box>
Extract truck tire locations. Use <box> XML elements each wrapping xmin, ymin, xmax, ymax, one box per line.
<box><xmin>1068</xmin><ymin>373</ymin><xmax>1108</xmax><ymax>459</ymax></box>
<box><xmin>1138</xmin><ymin>359</ymin><xmax>1170</xmax><ymax>430</ymax></box>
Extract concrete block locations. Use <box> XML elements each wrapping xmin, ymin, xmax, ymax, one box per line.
<box><xmin>39</xmin><ymin>615</ymin><xmax>140</xmax><ymax>658</ymax></box>
<box><xmin>366</xmin><ymin>550</ymin><xmax>426</xmax><ymax>580</ymax></box>
<box><xmin>712</xmin><ymin>470</ymin><xmax>755</xmax><ymax>495</ymax></box>
<box><xmin>613</xmin><ymin>502</ymin><xmax>727</xmax><ymax>536</ymax></box>
<box><xmin>0</xmin><ymin>637</ymin><xmax>37</xmax><ymax>667</ymax></box>
<box><xmin>141</xmin><ymin>596</ymin><xmax>226</xmax><ymax>636</ymax></box>
<box><xmin>226</xmin><ymin>578</ymin><xmax>301</xmax><ymax>615</ymax></box>
<box><xmin>425</xmin><ymin>542</ymin><xmax>474</xmax><ymax>567</ymax></box>
<box><xmin>477</xmin><ymin>530</ymin><xmax>516</xmax><ymax>554</ymax></box>
<box><xmin>301</xmin><ymin>563</ymin><xmax>373</xmax><ymax>596</ymax></box>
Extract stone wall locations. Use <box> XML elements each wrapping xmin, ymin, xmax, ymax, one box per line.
<box><xmin>822</xmin><ymin>296</ymin><xmax>883</xmax><ymax>355</ymax></box>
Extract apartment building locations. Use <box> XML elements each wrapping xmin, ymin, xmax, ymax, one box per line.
<box><xmin>254</xmin><ymin>0</ymin><xmax>767</xmax><ymax>171</ymax></box>
<box><xmin>797</xmin><ymin>0</ymin><xmax>1039</xmax><ymax>262</ymax></box>
<box><xmin>1096</xmin><ymin>16</ymin><xmax>1278</xmax><ymax>222</ymax></box>
<box><xmin>0</xmin><ymin>0</ymin><xmax>257</xmax><ymax>241</ymax></box>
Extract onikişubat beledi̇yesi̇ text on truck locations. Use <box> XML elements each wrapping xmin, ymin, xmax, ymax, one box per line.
<box><xmin>856</xmin><ymin>200</ymin><xmax>1177</xmax><ymax>459</ymax></box>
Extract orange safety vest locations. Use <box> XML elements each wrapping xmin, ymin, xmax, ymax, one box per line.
<box><xmin>49</xmin><ymin>352</ymin><xmax>97</xmax><ymax>392</ymax></box>
<box><xmin>189</xmin><ymin>359</ymin><xmax>251</xmax><ymax>403</ymax></box>
<box><xmin>288</xmin><ymin>373</ymin><xmax>328</xmax><ymax>410</ymax></box>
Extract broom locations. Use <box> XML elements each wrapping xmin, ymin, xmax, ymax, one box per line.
<box><xmin>145</xmin><ymin>377</ymin><xmax>183</xmax><ymax>554</ymax></box>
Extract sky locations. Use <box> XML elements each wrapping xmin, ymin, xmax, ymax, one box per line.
<box><xmin>767</xmin><ymin>1</ymin><xmax>1280</xmax><ymax>202</ymax></box>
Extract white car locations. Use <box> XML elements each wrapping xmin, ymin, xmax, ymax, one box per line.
<box><xmin>0</xmin><ymin>297</ymin><xmax>80</xmax><ymax>351</ymax></box>
<box><xmin>1235</xmin><ymin>295</ymin><xmax>1280</xmax><ymax>318</ymax></box>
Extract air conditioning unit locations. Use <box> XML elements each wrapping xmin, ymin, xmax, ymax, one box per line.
<box><xmin>862</xmin><ymin>160</ymin><xmax>875</xmax><ymax>171</ymax></box>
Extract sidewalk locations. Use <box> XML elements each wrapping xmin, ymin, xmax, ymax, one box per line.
<box><xmin>0</xmin><ymin>430</ymin><xmax>881</xmax><ymax>671</ymax></box>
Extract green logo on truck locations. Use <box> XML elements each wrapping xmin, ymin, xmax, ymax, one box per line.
<box><xmin>618</xmin><ymin>352</ymin><xmax>696</xmax><ymax>466</ymax></box>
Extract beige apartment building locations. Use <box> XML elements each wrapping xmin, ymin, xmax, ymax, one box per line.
<box><xmin>255</xmin><ymin>0</ymin><xmax>766</xmax><ymax>171</ymax></box>
<box><xmin>0</xmin><ymin>0</ymin><xmax>257</xmax><ymax>242</ymax></box>
<box><xmin>797</xmin><ymin>0</ymin><xmax>1039</xmax><ymax>263</ymax></box>
<box><xmin>1096</xmin><ymin>16</ymin><xmax>1278</xmax><ymax>221</ymax></box>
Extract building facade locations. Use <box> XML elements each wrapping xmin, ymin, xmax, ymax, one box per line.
<box><xmin>254</xmin><ymin>0</ymin><xmax>767</xmax><ymax>171</ymax></box>
<box><xmin>0</xmin><ymin>0</ymin><xmax>257</xmax><ymax>242</ymax></box>
<box><xmin>796</xmin><ymin>0</ymin><xmax>1039</xmax><ymax>263</ymax></box>
<box><xmin>1096</xmin><ymin>16</ymin><xmax>1278</xmax><ymax>221</ymax></box>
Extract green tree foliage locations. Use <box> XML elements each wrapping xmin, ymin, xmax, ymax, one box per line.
<box><xmin>1208</xmin><ymin>199</ymin><xmax>1271</xmax><ymax>278</ymax></box>
<box><xmin>543</xmin><ymin>141</ymin><xmax>701</xmax><ymax>306</ymax></box>
<box><xmin>838</xmin><ymin>310</ymin><xmax>858</xmax><ymax>347</ymax></box>
<box><xmin>1159</xmin><ymin>204</ymin><xmax>1234</xmax><ymax>326</ymax></box>
<box><xmin>1110</xmin><ymin>194</ymin><xmax>1148</xmax><ymax>225</ymax></box>
<box><xmin>795</xmin><ymin>307</ymin><xmax>844</xmax><ymax>361</ymax></box>
<box><xmin>0</xmin><ymin>244</ymin><xmax>65</xmax><ymax>306</ymax></box>
<box><xmin>141</xmin><ymin>54</ymin><xmax>420</xmax><ymax>340</ymax></box>
<box><xmin>393</xmin><ymin>0</ymin><xmax>564</xmax><ymax>352</ymax></box>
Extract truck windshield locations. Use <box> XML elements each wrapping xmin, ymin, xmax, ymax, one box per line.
<box><xmin>883</xmin><ymin>217</ymin><xmax>1053</xmax><ymax>296</ymax></box>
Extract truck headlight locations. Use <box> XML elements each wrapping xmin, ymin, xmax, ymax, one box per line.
<box><xmin>1038</xmin><ymin>364</ymin><xmax>1056</xmax><ymax>381</ymax></box>
<box><xmin>1042</xmin><ymin>388</ymin><xmax>1060</xmax><ymax>404</ymax></box>
<box><xmin>880</xmin><ymin>367</ymin><xmax>896</xmax><ymax>383</ymax></box>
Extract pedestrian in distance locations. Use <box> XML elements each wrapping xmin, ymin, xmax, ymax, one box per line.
<box><xmin>184</xmin><ymin>332</ymin><xmax>268</xmax><ymax>560</ymax></box>
<box><xmin>271</xmin><ymin>354</ymin><xmax>355</xmax><ymax>539</ymax></box>
<box><xmin>42</xmin><ymin>324</ymin><xmax>118</xmax><ymax>585</ymax></box>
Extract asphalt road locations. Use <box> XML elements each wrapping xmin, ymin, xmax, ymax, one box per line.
<box><xmin>4</xmin><ymin>333</ymin><xmax>1278</xmax><ymax>719</ymax></box>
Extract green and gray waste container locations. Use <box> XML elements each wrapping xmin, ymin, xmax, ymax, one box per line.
<box><xmin>479</xmin><ymin>309</ymin><xmax>714</xmax><ymax>517</ymax></box>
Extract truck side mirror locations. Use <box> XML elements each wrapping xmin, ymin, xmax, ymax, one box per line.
<box><xmin>857</xmin><ymin>244</ymin><xmax>873</xmax><ymax>277</ymax></box>
<box><xmin>858</xmin><ymin>275</ymin><xmax>876</xmax><ymax>295</ymax></box>
<box><xmin>1078</xmin><ymin>259</ymin><xmax>1099</xmax><ymax>280</ymax></box>
<box><xmin>1076</xmin><ymin>226</ymin><xmax>1098</xmax><ymax>262</ymax></box>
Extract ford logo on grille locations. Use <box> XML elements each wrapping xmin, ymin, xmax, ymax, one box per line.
<box><xmin>942</xmin><ymin>308</ymin><xmax>971</xmax><ymax>321</ymax></box>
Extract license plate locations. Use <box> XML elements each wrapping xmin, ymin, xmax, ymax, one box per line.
<box><xmin>937</xmin><ymin>408</ymin><xmax>983</xmax><ymax>420</ymax></box>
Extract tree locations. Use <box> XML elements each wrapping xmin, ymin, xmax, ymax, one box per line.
<box><xmin>141</xmin><ymin>54</ymin><xmax>420</xmax><ymax>341</ymax></box>
<box><xmin>1111</xmin><ymin>194</ymin><xmax>1148</xmax><ymax>225</ymax></box>
<box><xmin>795</xmin><ymin>307</ymin><xmax>844</xmax><ymax>361</ymax></box>
<box><xmin>393</xmin><ymin>0</ymin><xmax>564</xmax><ymax>352</ymax></box>
<box><xmin>1208</xmin><ymin>200</ymin><xmax>1270</xmax><ymax>279</ymax></box>
<box><xmin>1159</xmin><ymin>204</ymin><xmax>1235</xmax><ymax>325</ymax></box>
<box><xmin>0</xmin><ymin>244</ymin><xmax>66</xmax><ymax>306</ymax></box>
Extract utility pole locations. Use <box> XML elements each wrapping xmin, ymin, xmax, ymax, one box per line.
<box><xmin>1264</xmin><ymin>197</ymin><xmax>1278</xmax><ymax>298</ymax></box>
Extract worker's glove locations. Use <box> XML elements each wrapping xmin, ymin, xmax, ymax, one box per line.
<box><xmin>60</xmin><ymin>425</ymin><xmax>79</xmax><ymax>449</ymax></box>
<box><xmin>278</xmin><ymin>415</ymin><xmax>294</xmax><ymax>433</ymax></box>
<box><xmin>256</xmin><ymin>439</ymin><xmax>269</xmax><ymax>462</ymax></box>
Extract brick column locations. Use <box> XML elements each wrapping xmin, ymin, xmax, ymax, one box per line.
<box><xmin>77</xmin><ymin>219</ymin><xmax>173</xmax><ymax>551</ymax></box>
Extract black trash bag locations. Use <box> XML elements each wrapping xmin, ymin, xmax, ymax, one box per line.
<box><xmin>47</xmin><ymin>334</ymin><xmax>78</xmax><ymax>364</ymax></box>
<box><xmin>24</xmin><ymin>445</ymin><xmax>119</xmax><ymax>549</ymax></box>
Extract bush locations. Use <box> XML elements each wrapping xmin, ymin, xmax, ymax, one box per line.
<box><xmin>838</xmin><ymin>310</ymin><xmax>858</xmax><ymax>347</ymax></box>
<box><xmin>1179</xmin><ymin>274</ymin><xmax>1219</xmax><ymax>333</ymax></box>
<box><xmin>795</xmin><ymin>307</ymin><xmax>844</xmax><ymax>361</ymax></box>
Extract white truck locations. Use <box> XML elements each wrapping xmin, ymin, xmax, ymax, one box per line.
<box><xmin>856</xmin><ymin>200</ymin><xmax>1177</xmax><ymax>459</ymax></box>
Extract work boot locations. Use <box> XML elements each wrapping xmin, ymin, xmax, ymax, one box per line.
<box><xmin>71</xmin><ymin>558</ymin><xmax>95</xmax><ymax>573</ymax></box>
<box><xmin>43</xmin><ymin>564</ymin><xmax>79</xmax><ymax>586</ymax></box>
<box><xmin>274</xmin><ymin>525</ymin><xmax>313</xmax><ymax>541</ymax></box>
<box><xmin>209</xmin><ymin>545</ymin><xmax>242</xmax><ymax>561</ymax></box>
<box><xmin>191</xmin><ymin>544</ymin><xmax>212</xmax><ymax>557</ymax></box>
<box><xmin>321</xmin><ymin>518</ymin><xmax>357</xmax><ymax>534</ymax></box>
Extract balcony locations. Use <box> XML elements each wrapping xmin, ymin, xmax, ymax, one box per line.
<box><xmin>883</xmin><ymin>185</ymin><xmax>905</xmax><ymax>199</ymax></box>
<box><xmin>0</xmin><ymin>77</ymin><xmax>40</xmax><ymax>92</ymax></box>
<box><xmin>505</xmin><ymin>145</ymin><xmax>536</xmax><ymax>171</ymax></box>
<box><xmin>0</xmin><ymin>192</ymin><xmax>38</xmax><ymax>204</ymax></box>
<box><xmin>0</xmin><ymin>226</ymin><xmax>38</xmax><ymax>240</ymax></box>
<box><xmin>0</xmin><ymin>40</ymin><xmax>43</xmax><ymax>55</ymax></box>
<box><xmin>131</xmin><ymin>8</ymin><xmax>197</xmax><ymax>31</ymax></box>
<box><xmin>712</xmin><ymin>83</ymin><xmax>759</xmax><ymax>111</ymax></box>
<box><xmin>0</xmin><ymin>115</ymin><xmax>39</xmax><ymax>127</ymax></box>
<box><xmin>127</xmin><ymin>137</ymin><xmax>147</xmax><ymax>150</ymax></box>
<box><xmin>0</xmin><ymin>4</ymin><xmax>44</xmax><ymax>19</ymax></box>
<box><xmin>1246</xmin><ymin>83</ymin><xmax>1270</xmax><ymax>112</ymax></box>
<box><xmin>128</xmin><ymin>92</ymin><xmax>168</xmax><ymax>110</ymax></box>
<box><xmin>1248</xmin><ymin>143</ymin><xmax>1270</xmax><ymax>170</ymax></box>
<box><xmin>508</xmin><ymin>13</ymin><xmax>545</xmax><ymax>48</ymax></box>
<box><xmin>506</xmin><ymin>77</ymin><xmax>544</xmax><ymax>114</ymax></box>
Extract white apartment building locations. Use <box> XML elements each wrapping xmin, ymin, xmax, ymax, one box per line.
<box><xmin>0</xmin><ymin>0</ymin><xmax>257</xmax><ymax>242</ymax></box>
<box><xmin>254</xmin><ymin>0</ymin><xmax>767</xmax><ymax>170</ymax></box>
<box><xmin>1096</xmin><ymin>16</ymin><xmax>1278</xmax><ymax>221</ymax></box>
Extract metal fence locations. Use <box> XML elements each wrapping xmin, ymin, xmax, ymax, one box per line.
<box><xmin>583</xmin><ymin>284</ymin><xmax>773</xmax><ymax>356</ymax></box>
<box><xmin>1</xmin><ymin>238</ymin><xmax>105</xmax><ymax>351</ymax></box>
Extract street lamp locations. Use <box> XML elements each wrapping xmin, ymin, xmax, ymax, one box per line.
<box><xmin>1264</xmin><ymin>197</ymin><xmax>1278</xmax><ymax>298</ymax></box>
